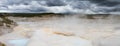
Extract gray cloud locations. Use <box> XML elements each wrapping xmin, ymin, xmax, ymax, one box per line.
<box><xmin>0</xmin><ymin>0</ymin><xmax>120</xmax><ymax>14</ymax></box>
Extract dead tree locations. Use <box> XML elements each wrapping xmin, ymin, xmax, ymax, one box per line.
<box><xmin>0</xmin><ymin>13</ymin><xmax>17</xmax><ymax>36</ymax></box>
<box><xmin>0</xmin><ymin>13</ymin><xmax>17</xmax><ymax>27</ymax></box>
<box><xmin>0</xmin><ymin>42</ymin><xmax>5</xmax><ymax>46</ymax></box>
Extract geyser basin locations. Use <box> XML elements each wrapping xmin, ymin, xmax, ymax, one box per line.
<box><xmin>0</xmin><ymin>14</ymin><xmax>120</xmax><ymax>46</ymax></box>
<box><xmin>27</xmin><ymin>28</ymin><xmax>93</xmax><ymax>46</ymax></box>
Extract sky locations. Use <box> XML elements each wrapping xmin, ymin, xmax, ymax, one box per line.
<box><xmin>0</xmin><ymin>0</ymin><xmax>120</xmax><ymax>14</ymax></box>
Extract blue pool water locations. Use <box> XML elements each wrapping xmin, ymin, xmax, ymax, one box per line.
<box><xmin>8</xmin><ymin>39</ymin><xmax>29</xmax><ymax>46</ymax></box>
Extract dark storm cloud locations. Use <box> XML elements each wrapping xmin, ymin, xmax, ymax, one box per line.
<box><xmin>89</xmin><ymin>0</ymin><xmax>120</xmax><ymax>7</ymax></box>
<box><xmin>0</xmin><ymin>0</ymin><xmax>120</xmax><ymax>14</ymax></box>
<box><xmin>87</xmin><ymin>0</ymin><xmax>120</xmax><ymax>14</ymax></box>
<box><xmin>46</xmin><ymin>0</ymin><xmax>66</xmax><ymax>6</ymax></box>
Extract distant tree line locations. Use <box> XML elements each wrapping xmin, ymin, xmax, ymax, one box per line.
<box><xmin>0</xmin><ymin>13</ymin><xmax>64</xmax><ymax>17</ymax></box>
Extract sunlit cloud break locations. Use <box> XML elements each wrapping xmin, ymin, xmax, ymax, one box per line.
<box><xmin>0</xmin><ymin>0</ymin><xmax>120</xmax><ymax>14</ymax></box>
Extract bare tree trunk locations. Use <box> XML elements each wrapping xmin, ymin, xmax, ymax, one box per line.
<box><xmin>0</xmin><ymin>13</ymin><xmax>17</xmax><ymax>27</ymax></box>
<box><xmin>0</xmin><ymin>42</ymin><xmax>5</xmax><ymax>46</ymax></box>
<box><xmin>0</xmin><ymin>13</ymin><xmax>17</xmax><ymax>36</ymax></box>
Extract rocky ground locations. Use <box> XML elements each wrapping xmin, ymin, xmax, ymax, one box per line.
<box><xmin>0</xmin><ymin>14</ymin><xmax>120</xmax><ymax>46</ymax></box>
